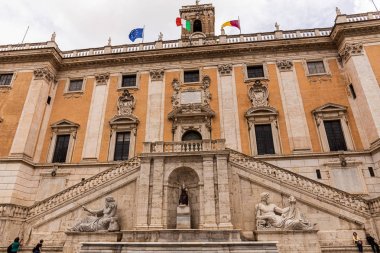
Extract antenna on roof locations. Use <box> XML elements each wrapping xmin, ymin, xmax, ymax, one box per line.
<box><xmin>371</xmin><ymin>0</ymin><xmax>379</xmax><ymax>11</ymax></box>
<box><xmin>21</xmin><ymin>25</ymin><xmax>29</xmax><ymax>44</ymax></box>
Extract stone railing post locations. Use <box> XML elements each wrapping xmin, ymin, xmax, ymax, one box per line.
<box><xmin>336</xmin><ymin>14</ymin><xmax>348</xmax><ymax>23</ymax></box>
<box><xmin>155</xmin><ymin>40</ymin><xmax>163</xmax><ymax>49</ymax></box>
<box><xmin>143</xmin><ymin>142</ymin><xmax>152</xmax><ymax>153</ymax></box>
<box><xmin>275</xmin><ymin>30</ymin><xmax>283</xmax><ymax>39</ymax></box>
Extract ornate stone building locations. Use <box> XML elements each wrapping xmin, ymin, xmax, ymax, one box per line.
<box><xmin>1</xmin><ymin>3</ymin><xmax>380</xmax><ymax>253</ymax></box>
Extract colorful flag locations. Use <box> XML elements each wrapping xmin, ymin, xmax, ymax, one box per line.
<box><xmin>129</xmin><ymin>28</ymin><xmax>144</xmax><ymax>42</ymax></box>
<box><xmin>221</xmin><ymin>20</ymin><xmax>241</xmax><ymax>30</ymax></box>
<box><xmin>176</xmin><ymin>17</ymin><xmax>191</xmax><ymax>32</ymax></box>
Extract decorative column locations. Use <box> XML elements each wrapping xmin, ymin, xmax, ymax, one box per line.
<box><xmin>217</xmin><ymin>64</ymin><xmax>242</xmax><ymax>151</ymax></box>
<box><xmin>135</xmin><ymin>157</ymin><xmax>151</xmax><ymax>229</ymax></box>
<box><xmin>145</xmin><ymin>69</ymin><xmax>165</xmax><ymax>142</ymax></box>
<box><xmin>276</xmin><ymin>60</ymin><xmax>312</xmax><ymax>152</ymax></box>
<box><xmin>10</xmin><ymin>67</ymin><xmax>55</xmax><ymax>159</ymax></box>
<box><xmin>340</xmin><ymin>43</ymin><xmax>380</xmax><ymax>147</ymax></box>
<box><xmin>202</xmin><ymin>155</ymin><xmax>218</xmax><ymax>229</ymax></box>
<box><xmin>82</xmin><ymin>73</ymin><xmax>110</xmax><ymax>161</ymax></box>
<box><xmin>216</xmin><ymin>154</ymin><xmax>233</xmax><ymax>229</ymax></box>
<box><xmin>149</xmin><ymin>157</ymin><xmax>165</xmax><ymax>229</ymax></box>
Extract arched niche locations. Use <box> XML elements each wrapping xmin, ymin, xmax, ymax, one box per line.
<box><xmin>193</xmin><ymin>19</ymin><xmax>203</xmax><ymax>33</ymax></box>
<box><xmin>166</xmin><ymin>167</ymin><xmax>200</xmax><ymax>229</ymax></box>
<box><xmin>182</xmin><ymin>130</ymin><xmax>202</xmax><ymax>141</ymax></box>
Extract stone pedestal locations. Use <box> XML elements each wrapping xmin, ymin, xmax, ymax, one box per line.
<box><xmin>176</xmin><ymin>205</ymin><xmax>191</xmax><ymax>229</ymax></box>
<box><xmin>64</xmin><ymin>232</ymin><xmax>122</xmax><ymax>253</ymax></box>
<box><xmin>256</xmin><ymin>230</ymin><xmax>321</xmax><ymax>253</ymax></box>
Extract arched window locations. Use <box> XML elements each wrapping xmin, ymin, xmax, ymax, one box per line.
<box><xmin>182</xmin><ymin>130</ymin><xmax>202</xmax><ymax>141</ymax></box>
<box><xmin>193</xmin><ymin>20</ymin><xmax>202</xmax><ymax>33</ymax></box>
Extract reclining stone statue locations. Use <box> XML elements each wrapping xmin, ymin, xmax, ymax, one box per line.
<box><xmin>68</xmin><ymin>196</ymin><xmax>120</xmax><ymax>232</ymax></box>
<box><xmin>256</xmin><ymin>192</ymin><xmax>314</xmax><ymax>230</ymax></box>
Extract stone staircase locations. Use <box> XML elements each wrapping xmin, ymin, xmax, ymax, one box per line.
<box><xmin>228</xmin><ymin>149</ymin><xmax>370</xmax><ymax>216</ymax></box>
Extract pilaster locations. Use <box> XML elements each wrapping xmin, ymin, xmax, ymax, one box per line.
<box><xmin>81</xmin><ymin>73</ymin><xmax>110</xmax><ymax>161</ymax></box>
<box><xmin>10</xmin><ymin>67</ymin><xmax>55</xmax><ymax>159</ymax></box>
<box><xmin>276</xmin><ymin>60</ymin><xmax>312</xmax><ymax>152</ymax></box>
<box><xmin>149</xmin><ymin>157</ymin><xmax>165</xmax><ymax>229</ymax></box>
<box><xmin>135</xmin><ymin>157</ymin><xmax>152</xmax><ymax>229</ymax></box>
<box><xmin>202</xmin><ymin>155</ymin><xmax>218</xmax><ymax>229</ymax></box>
<box><xmin>216</xmin><ymin>154</ymin><xmax>233</xmax><ymax>229</ymax></box>
<box><xmin>217</xmin><ymin>64</ymin><xmax>242</xmax><ymax>151</ymax></box>
<box><xmin>340</xmin><ymin>43</ymin><xmax>380</xmax><ymax>147</ymax></box>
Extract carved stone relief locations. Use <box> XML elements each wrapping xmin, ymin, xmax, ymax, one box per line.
<box><xmin>248</xmin><ymin>80</ymin><xmax>269</xmax><ymax>107</ymax></box>
<box><xmin>118</xmin><ymin>90</ymin><xmax>136</xmax><ymax>116</ymax></box>
<box><xmin>150</xmin><ymin>69</ymin><xmax>165</xmax><ymax>81</ymax></box>
<box><xmin>218</xmin><ymin>64</ymin><xmax>233</xmax><ymax>76</ymax></box>
<box><xmin>339</xmin><ymin>42</ymin><xmax>364</xmax><ymax>62</ymax></box>
<box><xmin>95</xmin><ymin>73</ymin><xmax>110</xmax><ymax>85</ymax></box>
<box><xmin>34</xmin><ymin>67</ymin><xmax>55</xmax><ymax>83</ymax></box>
<box><xmin>276</xmin><ymin>60</ymin><xmax>293</xmax><ymax>72</ymax></box>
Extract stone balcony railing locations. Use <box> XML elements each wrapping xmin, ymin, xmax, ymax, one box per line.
<box><xmin>0</xmin><ymin>204</ymin><xmax>29</xmax><ymax>219</ymax></box>
<box><xmin>143</xmin><ymin>139</ymin><xmax>226</xmax><ymax>153</ymax></box>
<box><xmin>368</xmin><ymin>196</ymin><xmax>380</xmax><ymax>215</ymax></box>
<box><xmin>0</xmin><ymin>11</ymin><xmax>378</xmax><ymax>59</ymax></box>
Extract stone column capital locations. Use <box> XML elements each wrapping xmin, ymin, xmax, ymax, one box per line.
<box><xmin>218</xmin><ymin>64</ymin><xmax>233</xmax><ymax>76</ymax></box>
<box><xmin>276</xmin><ymin>60</ymin><xmax>293</xmax><ymax>72</ymax></box>
<box><xmin>339</xmin><ymin>42</ymin><xmax>363</xmax><ymax>62</ymax></box>
<box><xmin>95</xmin><ymin>73</ymin><xmax>110</xmax><ymax>85</ymax></box>
<box><xmin>33</xmin><ymin>67</ymin><xmax>55</xmax><ymax>83</ymax></box>
<box><xmin>150</xmin><ymin>69</ymin><xmax>165</xmax><ymax>81</ymax></box>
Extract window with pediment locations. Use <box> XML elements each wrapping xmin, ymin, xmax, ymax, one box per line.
<box><xmin>312</xmin><ymin>103</ymin><xmax>354</xmax><ymax>152</ymax></box>
<box><xmin>47</xmin><ymin>119</ymin><xmax>79</xmax><ymax>163</ymax></box>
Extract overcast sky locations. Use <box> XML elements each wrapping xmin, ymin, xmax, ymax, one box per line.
<box><xmin>0</xmin><ymin>0</ymin><xmax>376</xmax><ymax>51</ymax></box>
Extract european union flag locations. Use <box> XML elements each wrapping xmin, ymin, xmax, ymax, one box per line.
<box><xmin>129</xmin><ymin>28</ymin><xmax>144</xmax><ymax>42</ymax></box>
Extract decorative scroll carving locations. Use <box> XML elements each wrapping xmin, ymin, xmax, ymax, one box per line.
<box><xmin>339</xmin><ymin>43</ymin><xmax>363</xmax><ymax>62</ymax></box>
<box><xmin>69</xmin><ymin>196</ymin><xmax>120</xmax><ymax>232</ymax></box>
<box><xmin>95</xmin><ymin>73</ymin><xmax>110</xmax><ymax>85</ymax></box>
<box><xmin>34</xmin><ymin>68</ymin><xmax>55</xmax><ymax>83</ymax></box>
<box><xmin>218</xmin><ymin>64</ymin><xmax>233</xmax><ymax>76</ymax></box>
<box><xmin>172</xmin><ymin>78</ymin><xmax>181</xmax><ymax>109</ymax></box>
<box><xmin>256</xmin><ymin>192</ymin><xmax>314</xmax><ymax>231</ymax></box>
<box><xmin>277</xmin><ymin>60</ymin><xmax>293</xmax><ymax>72</ymax></box>
<box><xmin>248</xmin><ymin>80</ymin><xmax>269</xmax><ymax>107</ymax></box>
<box><xmin>150</xmin><ymin>69</ymin><xmax>165</xmax><ymax>81</ymax></box>
<box><xmin>118</xmin><ymin>90</ymin><xmax>135</xmax><ymax>116</ymax></box>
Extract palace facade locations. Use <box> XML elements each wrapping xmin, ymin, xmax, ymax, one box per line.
<box><xmin>1</xmin><ymin>3</ymin><xmax>380</xmax><ymax>253</ymax></box>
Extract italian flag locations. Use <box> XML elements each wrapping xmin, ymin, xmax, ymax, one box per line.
<box><xmin>176</xmin><ymin>17</ymin><xmax>191</xmax><ymax>31</ymax></box>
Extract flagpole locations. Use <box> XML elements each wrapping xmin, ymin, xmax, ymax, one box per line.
<box><xmin>238</xmin><ymin>16</ymin><xmax>241</xmax><ymax>34</ymax></box>
<box><xmin>371</xmin><ymin>0</ymin><xmax>379</xmax><ymax>11</ymax></box>
<box><xmin>142</xmin><ymin>25</ymin><xmax>145</xmax><ymax>43</ymax></box>
<box><xmin>21</xmin><ymin>25</ymin><xmax>29</xmax><ymax>44</ymax></box>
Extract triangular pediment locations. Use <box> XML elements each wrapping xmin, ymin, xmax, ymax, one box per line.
<box><xmin>245</xmin><ymin>106</ymin><xmax>278</xmax><ymax>118</ymax></box>
<box><xmin>51</xmin><ymin>119</ymin><xmax>79</xmax><ymax>129</ymax></box>
<box><xmin>312</xmin><ymin>103</ymin><xmax>347</xmax><ymax>114</ymax></box>
<box><xmin>110</xmin><ymin>115</ymin><xmax>139</xmax><ymax>126</ymax></box>
<box><xmin>168</xmin><ymin>104</ymin><xmax>215</xmax><ymax>120</ymax></box>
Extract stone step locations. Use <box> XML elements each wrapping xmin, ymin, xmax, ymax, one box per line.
<box><xmin>79</xmin><ymin>242</ymin><xmax>279</xmax><ymax>253</ymax></box>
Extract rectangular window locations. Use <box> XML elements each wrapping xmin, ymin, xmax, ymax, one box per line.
<box><xmin>247</xmin><ymin>65</ymin><xmax>265</xmax><ymax>79</ymax></box>
<box><xmin>184</xmin><ymin>70</ymin><xmax>200</xmax><ymax>83</ymax></box>
<box><xmin>114</xmin><ymin>132</ymin><xmax>131</xmax><ymax>161</ymax></box>
<box><xmin>255</xmin><ymin>124</ymin><xmax>275</xmax><ymax>155</ymax></box>
<box><xmin>68</xmin><ymin>79</ymin><xmax>83</xmax><ymax>92</ymax></box>
<box><xmin>0</xmin><ymin>73</ymin><xmax>13</xmax><ymax>86</ymax></box>
<box><xmin>122</xmin><ymin>74</ymin><xmax>137</xmax><ymax>87</ymax></box>
<box><xmin>52</xmin><ymin>134</ymin><xmax>70</xmax><ymax>163</ymax></box>
<box><xmin>369</xmin><ymin>167</ymin><xmax>375</xmax><ymax>177</ymax></box>
<box><xmin>316</xmin><ymin>169</ymin><xmax>322</xmax><ymax>179</ymax></box>
<box><xmin>324</xmin><ymin>120</ymin><xmax>347</xmax><ymax>151</ymax></box>
<box><xmin>307</xmin><ymin>61</ymin><xmax>326</xmax><ymax>75</ymax></box>
<box><xmin>349</xmin><ymin>83</ymin><xmax>357</xmax><ymax>99</ymax></box>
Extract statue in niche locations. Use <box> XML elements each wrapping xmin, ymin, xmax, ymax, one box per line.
<box><xmin>118</xmin><ymin>90</ymin><xmax>135</xmax><ymax>116</ymax></box>
<box><xmin>179</xmin><ymin>183</ymin><xmax>189</xmax><ymax>206</ymax></box>
<box><xmin>256</xmin><ymin>192</ymin><xmax>313</xmax><ymax>230</ymax></box>
<box><xmin>69</xmin><ymin>196</ymin><xmax>120</xmax><ymax>232</ymax></box>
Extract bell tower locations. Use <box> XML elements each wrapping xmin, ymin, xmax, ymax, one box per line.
<box><xmin>179</xmin><ymin>1</ymin><xmax>215</xmax><ymax>39</ymax></box>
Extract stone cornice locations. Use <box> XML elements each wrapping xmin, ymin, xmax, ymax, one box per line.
<box><xmin>34</xmin><ymin>67</ymin><xmax>56</xmax><ymax>83</ymax></box>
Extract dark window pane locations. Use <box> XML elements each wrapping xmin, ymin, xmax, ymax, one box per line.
<box><xmin>307</xmin><ymin>61</ymin><xmax>326</xmax><ymax>75</ymax></box>
<box><xmin>324</xmin><ymin>120</ymin><xmax>347</xmax><ymax>151</ymax></box>
<box><xmin>52</xmin><ymin>135</ymin><xmax>70</xmax><ymax>163</ymax></box>
<box><xmin>316</xmin><ymin>169</ymin><xmax>322</xmax><ymax>179</ymax></box>
<box><xmin>68</xmin><ymin>79</ymin><xmax>83</xmax><ymax>91</ymax></box>
<box><xmin>114</xmin><ymin>132</ymin><xmax>131</xmax><ymax>161</ymax></box>
<box><xmin>0</xmin><ymin>74</ymin><xmax>13</xmax><ymax>86</ymax></box>
<box><xmin>122</xmin><ymin>75</ymin><xmax>137</xmax><ymax>87</ymax></box>
<box><xmin>349</xmin><ymin>84</ymin><xmax>357</xmax><ymax>99</ymax></box>
<box><xmin>182</xmin><ymin>130</ymin><xmax>202</xmax><ymax>141</ymax></box>
<box><xmin>255</xmin><ymin>124</ymin><xmax>275</xmax><ymax>155</ymax></box>
<box><xmin>369</xmin><ymin>167</ymin><xmax>375</xmax><ymax>177</ymax></box>
<box><xmin>184</xmin><ymin>70</ymin><xmax>199</xmax><ymax>83</ymax></box>
<box><xmin>193</xmin><ymin>20</ymin><xmax>202</xmax><ymax>33</ymax></box>
<box><xmin>247</xmin><ymin>66</ymin><xmax>265</xmax><ymax>79</ymax></box>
